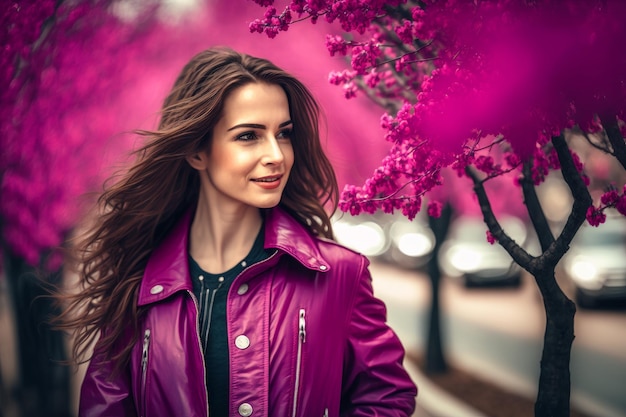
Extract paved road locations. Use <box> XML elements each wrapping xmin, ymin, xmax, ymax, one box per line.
<box><xmin>371</xmin><ymin>260</ymin><xmax>626</xmax><ymax>417</ymax></box>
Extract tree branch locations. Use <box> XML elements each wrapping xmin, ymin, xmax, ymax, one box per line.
<box><xmin>465</xmin><ymin>166</ymin><xmax>535</xmax><ymax>271</ymax></box>
<box><xmin>521</xmin><ymin>160</ymin><xmax>554</xmax><ymax>252</ymax></box>
<box><xmin>532</xmin><ymin>134</ymin><xmax>592</xmax><ymax>271</ymax></box>
<box><xmin>576</xmin><ymin>128</ymin><xmax>611</xmax><ymax>154</ymax></box>
<box><xmin>353</xmin><ymin>77</ymin><xmax>399</xmax><ymax>113</ymax></box>
<box><xmin>600</xmin><ymin>114</ymin><xmax>626</xmax><ymax>170</ymax></box>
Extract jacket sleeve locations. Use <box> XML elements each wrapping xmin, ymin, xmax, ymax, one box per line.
<box><xmin>79</xmin><ymin>333</ymin><xmax>137</xmax><ymax>417</ymax></box>
<box><xmin>340</xmin><ymin>256</ymin><xmax>417</xmax><ymax>417</ymax></box>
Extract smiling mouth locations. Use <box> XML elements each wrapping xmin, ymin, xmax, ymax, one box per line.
<box><xmin>252</xmin><ymin>175</ymin><xmax>282</xmax><ymax>183</ymax></box>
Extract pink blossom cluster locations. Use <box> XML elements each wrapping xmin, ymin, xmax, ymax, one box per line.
<box><xmin>1</xmin><ymin>0</ymin><xmax>161</xmax><ymax>268</ymax></box>
<box><xmin>252</xmin><ymin>0</ymin><xmax>626</xmax><ymax>227</ymax></box>
<box><xmin>249</xmin><ymin>0</ymin><xmax>405</xmax><ymax>38</ymax></box>
<box><xmin>249</xmin><ymin>5</ymin><xmax>292</xmax><ymax>38</ymax></box>
<box><xmin>587</xmin><ymin>186</ymin><xmax>626</xmax><ymax>226</ymax></box>
<box><xmin>337</xmin><ymin>100</ymin><xmax>445</xmax><ymax>220</ymax></box>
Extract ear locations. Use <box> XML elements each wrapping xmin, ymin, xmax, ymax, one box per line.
<box><xmin>186</xmin><ymin>152</ymin><xmax>209</xmax><ymax>171</ymax></box>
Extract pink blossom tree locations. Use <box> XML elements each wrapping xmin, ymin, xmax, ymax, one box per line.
<box><xmin>250</xmin><ymin>1</ymin><xmax>626</xmax><ymax>415</ymax></box>
<box><xmin>2</xmin><ymin>1</ymin><xmax>166</xmax><ymax>414</ymax></box>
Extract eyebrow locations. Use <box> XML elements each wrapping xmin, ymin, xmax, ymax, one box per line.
<box><xmin>227</xmin><ymin>120</ymin><xmax>293</xmax><ymax>131</ymax></box>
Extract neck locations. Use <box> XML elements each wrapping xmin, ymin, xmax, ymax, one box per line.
<box><xmin>189</xmin><ymin>196</ymin><xmax>263</xmax><ymax>274</ymax></box>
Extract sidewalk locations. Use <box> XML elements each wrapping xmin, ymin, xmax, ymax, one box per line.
<box><xmin>369</xmin><ymin>262</ymin><xmax>488</xmax><ymax>417</ymax></box>
<box><xmin>403</xmin><ymin>354</ymin><xmax>488</xmax><ymax>417</ymax></box>
<box><xmin>399</xmin><ymin>340</ymin><xmax>487</xmax><ymax>417</ymax></box>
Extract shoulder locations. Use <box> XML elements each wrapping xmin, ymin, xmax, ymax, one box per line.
<box><xmin>314</xmin><ymin>235</ymin><xmax>370</xmax><ymax>276</ymax></box>
<box><xmin>266</xmin><ymin>206</ymin><xmax>371</xmax><ymax>277</ymax></box>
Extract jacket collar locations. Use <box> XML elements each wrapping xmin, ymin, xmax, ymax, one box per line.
<box><xmin>138</xmin><ymin>206</ymin><xmax>330</xmax><ymax>306</ymax></box>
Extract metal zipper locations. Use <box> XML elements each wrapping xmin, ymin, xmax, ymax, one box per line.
<box><xmin>188</xmin><ymin>290</ymin><xmax>209</xmax><ymax>417</ymax></box>
<box><xmin>200</xmin><ymin>280</ymin><xmax>224</xmax><ymax>351</ymax></box>
<box><xmin>292</xmin><ymin>308</ymin><xmax>306</xmax><ymax>417</ymax></box>
<box><xmin>323</xmin><ymin>408</ymin><xmax>329</xmax><ymax>417</ymax></box>
<box><xmin>141</xmin><ymin>328</ymin><xmax>151</xmax><ymax>417</ymax></box>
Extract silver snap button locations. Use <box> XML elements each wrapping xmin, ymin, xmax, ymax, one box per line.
<box><xmin>150</xmin><ymin>285</ymin><xmax>164</xmax><ymax>294</ymax></box>
<box><xmin>319</xmin><ymin>265</ymin><xmax>328</xmax><ymax>271</ymax></box>
<box><xmin>241</xmin><ymin>260</ymin><xmax>247</xmax><ymax>267</ymax></box>
<box><xmin>238</xmin><ymin>402</ymin><xmax>253</xmax><ymax>416</ymax></box>
<box><xmin>235</xmin><ymin>335</ymin><xmax>250</xmax><ymax>350</ymax></box>
<box><xmin>237</xmin><ymin>283</ymin><xmax>249</xmax><ymax>295</ymax></box>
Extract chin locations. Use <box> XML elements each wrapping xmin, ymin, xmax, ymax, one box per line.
<box><xmin>253</xmin><ymin>199</ymin><xmax>282</xmax><ymax>209</ymax></box>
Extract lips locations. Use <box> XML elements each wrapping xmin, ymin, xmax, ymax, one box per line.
<box><xmin>252</xmin><ymin>174</ymin><xmax>282</xmax><ymax>182</ymax></box>
<box><xmin>253</xmin><ymin>176</ymin><xmax>281</xmax><ymax>182</ymax></box>
<box><xmin>251</xmin><ymin>174</ymin><xmax>284</xmax><ymax>189</ymax></box>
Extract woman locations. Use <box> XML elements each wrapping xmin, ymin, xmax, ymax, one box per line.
<box><xmin>60</xmin><ymin>47</ymin><xmax>417</xmax><ymax>417</ymax></box>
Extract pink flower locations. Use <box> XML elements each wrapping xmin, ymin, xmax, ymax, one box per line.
<box><xmin>343</xmin><ymin>82</ymin><xmax>358</xmax><ymax>99</ymax></box>
<box><xmin>586</xmin><ymin>206</ymin><xmax>606</xmax><ymax>227</ymax></box>
<box><xmin>325</xmin><ymin>34</ymin><xmax>349</xmax><ymax>56</ymax></box>
<box><xmin>427</xmin><ymin>200</ymin><xmax>442</xmax><ymax>218</ymax></box>
<box><xmin>600</xmin><ymin>189</ymin><xmax>619</xmax><ymax>206</ymax></box>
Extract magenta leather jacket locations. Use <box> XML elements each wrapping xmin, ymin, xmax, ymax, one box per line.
<box><xmin>79</xmin><ymin>206</ymin><xmax>417</xmax><ymax>417</ymax></box>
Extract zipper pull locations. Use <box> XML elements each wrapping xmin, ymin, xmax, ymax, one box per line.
<box><xmin>298</xmin><ymin>309</ymin><xmax>306</xmax><ymax>343</ymax></box>
<box><xmin>142</xmin><ymin>329</ymin><xmax>151</xmax><ymax>369</ymax></box>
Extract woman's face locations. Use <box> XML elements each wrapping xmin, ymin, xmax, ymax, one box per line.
<box><xmin>194</xmin><ymin>82</ymin><xmax>294</xmax><ymax>211</ymax></box>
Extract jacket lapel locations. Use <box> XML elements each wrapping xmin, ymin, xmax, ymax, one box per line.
<box><xmin>138</xmin><ymin>206</ymin><xmax>331</xmax><ymax>307</ymax></box>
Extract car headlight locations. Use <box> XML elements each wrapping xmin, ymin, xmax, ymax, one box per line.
<box><xmin>335</xmin><ymin>221</ymin><xmax>387</xmax><ymax>257</ymax></box>
<box><xmin>450</xmin><ymin>248</ymin><xmax>482</xmax><ymax>273</ymax></box>
<box><xmin>396</xmin><ymin>232</ymin><xmax>434</xmax><ymax>257</ymax></box>
<box><xmin>569</xmin><ymin>259</ymin><xmax>603</xmax><ymax>290</ymax></box>
<box><xmin>389</xmin><ymin>220</ymin><xmax>435</xmax><ymax>258</ymax></box>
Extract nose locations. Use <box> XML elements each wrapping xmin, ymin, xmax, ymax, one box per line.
<box><xmin>262</xmin><ymin>136</ymin><xmax>285</xmax><ymax>165</ymax></box>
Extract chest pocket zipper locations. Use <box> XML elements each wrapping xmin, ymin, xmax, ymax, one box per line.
<box><xmin>141</xmin><ymin>328</ymin><xmax>151</xmax><ymax>417</ymax></box>
<box><xmin>292</xmin><ymin>309</ymin><xmax>306</xmax><ymax>417</ymax></box>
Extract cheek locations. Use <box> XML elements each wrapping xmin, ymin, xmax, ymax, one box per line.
<box><xmin>213</xmin><ymin>147</ymin><xmax>252</xmax><ymax>171</ymax></box>
<box><xmin>284</xmin><ymin>144</ymin><xmax>295</xmax><ymax>172</ymax></box>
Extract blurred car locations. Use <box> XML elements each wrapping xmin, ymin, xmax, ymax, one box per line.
<box><xmin>438</xmin><ymin>216</ymin><xmax>528</xmax><ymax>287</ymax></box>
<box><xmin>331</xmin><ymin>210</ymin><xmax>435</xmax><ymax>269</ymax></box>
<box><xmin>332</xmin><ymin>212</ymin><xmax>389</xmax><ymax>258</ymax></box>
<box><xmin>561</xmin><ymin>213</ymin><xmax>626</xmax><ymax>308</ymax></box>
<box><xmin>382</xmin><ymin>213</ymin><xmax>435</xmax><ymax>269</ymax></box>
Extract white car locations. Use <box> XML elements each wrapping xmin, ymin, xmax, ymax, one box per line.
<box><xmin>332</xmin><ymin>211</ymin><xmax>435</xmax><ymax>269</ymax></box>
<box><xmin>438</xmin><ymin>216</ymin><xmax>528</xmax><ymax>287</ymax></box>
<box><xmin>332</xmin><ymin>212</ymin><xmax>389</xmax><ymax>258</ymax></box>
<box><xmin>561</xmin><ymin>214</ymin><xmax>626</xmax><ymax>308</ymax></box>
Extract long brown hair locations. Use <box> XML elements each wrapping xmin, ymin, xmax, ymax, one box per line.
<box><xmin>56</xmin><ymin>47</ymin><xmax>338</xmax><ymax>369</ymax></box>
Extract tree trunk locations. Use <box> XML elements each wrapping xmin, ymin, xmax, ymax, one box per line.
<box><xmin>533</xmin><ymin>268</ymin><xmax>576</xmax><ymax>417</ymax></box>
<box><xmin>465</xmin><ymin>134</ymin><xmax>585</xmax><ymax>417</ymax></box>
<box><xmin>424</xmin><ymin>203</ymin><xmax>452</xmax><ymax>374</ymax></box>
<box><xmin>4</xmin><ymin>251</ymin><xmax>72</xmax><ymax>417</ymax></box>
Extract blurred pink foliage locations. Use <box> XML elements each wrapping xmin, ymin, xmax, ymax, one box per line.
<box><xmin>1</xmin><ymin>1</ymin><xmax>173</xmax><ymax>268</ymax></box>
<box><xmin>7</xmin><ymin>0</ymin><xmax>625</xmax><ymax>270</ymax></box>
<box><xmin>1</xmin><ymin>0</ymin><xmax>390</xmax><ymax>269</ymax></box>
<box><xmin>250</xmin><ymin>0</ymin><xmax>626</xmax><ymax>223</ymax></box>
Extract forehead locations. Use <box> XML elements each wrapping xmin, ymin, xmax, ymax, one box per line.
<box><xmin>221</xmin><ymin>82</ymin><xmax>290</xmax><ymax>123</ymax></box>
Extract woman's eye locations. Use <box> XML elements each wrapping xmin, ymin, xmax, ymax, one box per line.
<box><xmin>277</xmin><ymin>129</ymin><xmax>293</xmax><ymax>140</ymax></box>
<box><xmin>236</xmin><ymin>131</ymin><xmax>257</xmax><ymax>142</ymax></box>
